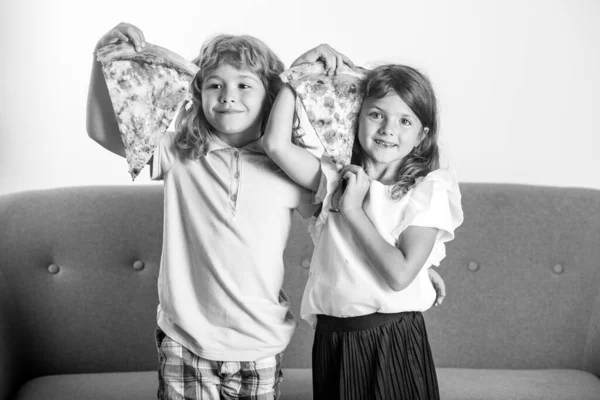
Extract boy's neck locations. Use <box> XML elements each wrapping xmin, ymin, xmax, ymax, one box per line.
<box><xmin>213</xmin><ymin>129</ymin><xmax>262</xmax><ymax>149</ymax></box>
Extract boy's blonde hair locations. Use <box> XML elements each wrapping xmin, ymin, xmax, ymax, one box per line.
<box><xmin>175</xmin><ymin>34</ymin><xmax>284</xmax><ymax>158</ymax></box>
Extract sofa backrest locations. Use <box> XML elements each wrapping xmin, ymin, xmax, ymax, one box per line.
<box><xmin>0</xmin><ymin>183</ymin><xmax>599</xmax><ymax>382</ymax></box>
<box><xmin>0</xmin><ymin>186</ymin><xmax>164</xmax><ymax>382</ymax></box>
<box><xmin>423</xmin><ymin>183</ymin><xmax>600</xmax><ymax>375</ymax></box>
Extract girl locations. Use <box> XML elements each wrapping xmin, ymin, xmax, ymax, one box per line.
<box><xmin>264</xmin><ymin>64</ymin><xmax>464</xmax><ymax>399</ymax></box>
<box><xmin>87</xmin><ymin>22</ymin><xmax>356</xmax><ymax>400</ymax></box>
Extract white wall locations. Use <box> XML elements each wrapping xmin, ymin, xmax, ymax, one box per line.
<box><xmin>1</xmin><ymin>0</ymin><xmax>599</xmax><ymax>195</ymax></box>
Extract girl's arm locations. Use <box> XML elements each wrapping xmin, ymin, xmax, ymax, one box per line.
<box><xmin>263</xmin><ymin>84</ymin><xmax>321</xmax><ymax>191</ymax></box>
<box><xmin>339</xmin><ymin>166</ymin><xmax>438</xmax><ymax>291</ymax></box>
<box><xmin>86</xmin><ymin>23</ymin><xmax>146</xmax><ymax>158</ymax></box>
<box><xmin>345</xmin><ymin>210</ymin><xmax>438</xmax><ymax>291</ymax></box>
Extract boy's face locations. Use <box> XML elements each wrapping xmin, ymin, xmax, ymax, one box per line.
<box><xmin>201</xmin><ymin>64</ymin><xmax>267</xmax><ymax>147</ymax></box>
<box><xmin>357</xmin><ymin>93</ymin><xmax>425</xmax><ymax>169</ymax></box>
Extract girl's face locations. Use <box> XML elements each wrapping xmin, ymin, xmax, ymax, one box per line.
<box><xmin>201</xmin><ymin>64</ymin><xmax>267</xmax><ymax>147</ymax></box>
<box><xmin>357</xmin><ymin>93</ymin><xmax>425</xmax><ymax>172</ymax></box>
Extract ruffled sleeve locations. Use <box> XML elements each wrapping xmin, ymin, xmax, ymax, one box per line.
<box><xmin>307</xmin><ymin>155</ymin><xmax>340</xmax><ymax>243</ymax></box>
<box><xmin>391</xmin><ymin>167</ymin><xmax>464</xmax><ymax>266</ymax></box>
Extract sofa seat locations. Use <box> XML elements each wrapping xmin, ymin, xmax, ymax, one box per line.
<box><xmin>437</xmin><ymin>368</ymin><xmax>600</xmax><ymax>400</ymax></box>
<box><xmin>15</xmin><ymin>368</ymin><xmax>600</xmax><ymax>400</ymax></box>
<box><xmin>14</xmin><ymin>369</ymin><xmax>313</xmax><ymax>400</ymax></box>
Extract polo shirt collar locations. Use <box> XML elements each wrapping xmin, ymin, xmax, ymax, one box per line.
<box><xmin>205</xmin><ymin>134</ymin><xmax>266</xmax><ymax>155</ymax></box>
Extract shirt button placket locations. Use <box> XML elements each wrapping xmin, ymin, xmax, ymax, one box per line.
<box><xmin>230</xmin><ymin>150</ymin><xmax>241</xmax><ymax>213</ymax></box>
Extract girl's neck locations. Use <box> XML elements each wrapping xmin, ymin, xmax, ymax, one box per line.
<box><xmin>363</xmin><ymin>159</ymin><xmax>401</xmax><ymax>186</ymax></box>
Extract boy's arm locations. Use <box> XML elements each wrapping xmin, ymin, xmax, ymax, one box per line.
<box><xmin>428</xmin><ymin>267</ymin><xmax>446</xmax><ymax>306</ymax></box>
<box><xmin>86</xmin><ymin>58</ymin><xmax>126</xmax><ymax>157</ymax></box>
<box><xmin>264</xmin><ymin>43</ymin><xmax>355</xmax><ymax>190</ymax></box>
<box><xmin>263</xmin><ymin>84</ymin><xmax>321</xmax><ymax>192</ymax></box>
<box><xmin>86</xmin><ymin>23</ymin><xmax>146</xmax><ymax>158</ymax></box>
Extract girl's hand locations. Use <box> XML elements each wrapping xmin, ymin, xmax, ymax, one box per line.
<box><xmin>95</xmin><ymin>22</ymin><xmax>146</xmax><ymax>53</ymax></box>
<box><xmin>291</xmin><ymin>44</ymin><xmax>355</xmax><ymax>76</ymax></box>
<box><xmin>339</xmin><ymin>165</ymin><xmax>370</xmax><ymax>214</ymax></box>
<box><xmin>428</xmin><ymin>267</ymin><xmax>446</xmax><ymax>306</ymax></box>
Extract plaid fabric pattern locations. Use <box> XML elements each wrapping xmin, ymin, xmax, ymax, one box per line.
<box><xmin>155</xmin><ymin>327</ymin><xmax>283</xmax><ymax>400</ymax></box>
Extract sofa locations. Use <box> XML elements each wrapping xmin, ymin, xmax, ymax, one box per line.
<box><xmin>1</xmin><ymin>183</ymin><xmax>599</xmax><ymax>400</ymax></box>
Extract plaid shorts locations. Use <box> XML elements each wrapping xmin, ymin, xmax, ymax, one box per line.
<box><xmin>155</xmin><ymin>327</ymin><xmax>283</xmax><ymax>400</ymax></box>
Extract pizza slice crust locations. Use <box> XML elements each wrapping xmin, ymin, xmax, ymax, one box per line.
<box><xmin>96</xmin><ymin>42</ymin><xmax>199</xmax><ymax>77</ymax></box>
<box><xmin>96</xmin><ymin>42</ymin><xmax>199</xmax><ymax>179</ymax></box>
<box><xmin>280</xmin><ymin>62</ymin><xmax>368</xmax><ymax>167</ymax></box>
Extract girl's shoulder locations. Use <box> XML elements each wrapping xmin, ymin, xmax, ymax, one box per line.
<box><xmin>415</xmin><ymin>167</ymin><xmax>460</xmax><ymax>191</ymax></box>
<box><xmin>407</xmin><ymin>167</ymin><xmax>462</xmax><ymax>211</ymax></box>
<box><xmin>163</xmin><ymin>130</ymin><xmax>179</xmax><ymax>141</ymax></box>
<box><xmin>396</xmin><ymin>167</ymin><xmax>463</xmax><ymax>236</ymax></box>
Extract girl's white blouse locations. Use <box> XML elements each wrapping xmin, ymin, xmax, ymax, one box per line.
<box><xmin>300</xmin><ymin>156</ymin><xmax>464</xmax><ymax>327</ymax></box>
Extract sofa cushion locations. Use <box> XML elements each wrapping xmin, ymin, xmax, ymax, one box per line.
<box><xmin>14</xmin><ymin>371</ymin><xmax>156</xmax><ymax>400</ymax></box>
<box><xmin>14</xmin><ymin>368</ymin><xmax>600</xmax><ymax>400</ymax></box>
<box><xmin>14</xmin><ymin>369</ymin><xmax>313</xmax><ymax>400</ymax></box>
<box><xmin>437</xmin><ymin>368</ymin><xmax>600</xmax><ymax>400</ymax></box>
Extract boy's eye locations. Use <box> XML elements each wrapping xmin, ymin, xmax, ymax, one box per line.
<box><xmin>204</xmin><ymin>82</ymin><xmax>222</xmax><ymax>89</ymax></box>
<box><xmin>401</xmin><ymin>118</ymin><xmax>412</xmax><ymax>126</ymax></box>
<box><xmin>239</xmin><ymin>84</ymin><xmax>251</xmax><ymax>89</ymax></box>
<box><xmin>368</xmin><ymin>111</ymin><xmax>383</xmax><ymax>119</ymax></box>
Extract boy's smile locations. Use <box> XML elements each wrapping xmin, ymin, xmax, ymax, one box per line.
<box><xmin>202</xmin><ymin>64</ymin><xmax>267</xmax><ymax>147</ymax></box>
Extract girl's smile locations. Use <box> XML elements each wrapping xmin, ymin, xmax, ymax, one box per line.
<box><xmin>373</xmin><ymin>138</ymin><xmax>398</xmax><ymax>148</ymax></box>
<box><xmin>357</xmin><ymin>93</ymin><xmax>426</xmax><ymax>181</ymax></box>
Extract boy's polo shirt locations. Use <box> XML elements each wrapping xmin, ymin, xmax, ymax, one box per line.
<box><xmin>151</xmin><ymin>131</ymin><xmax>315</xmax><ymax>361</ymax></box>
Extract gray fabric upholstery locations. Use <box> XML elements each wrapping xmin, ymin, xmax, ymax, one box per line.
<box><xmin>1</xmin><ymin>183</ymin><xmax>599</xmax><ymax>400</ymax></box>
<box><xmin>13</xmin><ymin>368</ymin><xmax>600</xmax><ymax>400</ymax></box>
<box><xmin>436</xmin><ymin>368</ymin><xmax>600</xmax><ymax>400</ymax></box>
<box><xmin>13</xmin><ymin>370</ymin><xmax>315</xmax><ymax>400</ymax></box>
<box><xmin>424</xmin><ymin>184</ymin><xmax>600</xmax><ymax>372</ymax></box>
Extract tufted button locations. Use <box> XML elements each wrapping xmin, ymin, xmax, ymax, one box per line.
<box><xmin>231</xmin><ymin>194</ymin><xmax>237</xmax><ymax>202</ymax></box>
<box><xmin>233</xmin><ymin>150</ymin><xmax>240</xmax><ymax>158</ymax></box>
<box><xmin>301</xmin><ymin>258</ymin><xmax>311</xmax><ymax>269</ymax></box>
<box><xmin>468</xmin><ymin>261</ymin><xmax>479</xmax><ymax>272</ymax></box>
<box><xmin>234</xmin><ymin>172</ymin><xmax>240</xmax><ymax>179</ymax></box>
<box><xmin>48</xmin><ymin>264</ymin><xmax>60</xmax><ymax>274</ymax></box>
<box><xmin>133</xmin><ymin>260</ymin><xmax>145</xmax><ymax>271</ymax></box>
<box><xmin>552</xmin><ymin>263</ymin><xmax>564</xmax><ymax>274</ymax></box>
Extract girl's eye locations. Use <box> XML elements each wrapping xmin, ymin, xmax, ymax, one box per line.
<box><xmin>401</xmin><ymin>118</ymin><xmax>412</xmax><ymax>126</ymax></box>
<box><xmin>368</xmin><ymin>111</ymin><xmax>383</xmax><ymax>119</ymax></box>
<box><xmin>239</xmin><ymin>84</ymin><xmax>251</xmax><ymax>89</ymax></box>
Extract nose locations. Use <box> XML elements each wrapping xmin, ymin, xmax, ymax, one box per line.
<box><xmin>379</xmin><ymin>120</ymin><xmax>396</xmax><ymax>136</ymax></box>
<box><xmin>219</xmin><ymin>87</ymin><xmax>236</xmax><ymax>104</ymax></box>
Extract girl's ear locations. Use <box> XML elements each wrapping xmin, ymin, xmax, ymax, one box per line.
<box><xmin>419</xmin><ymin>127</ymin><xmax>429</xmax><ymax>143</ymax></box>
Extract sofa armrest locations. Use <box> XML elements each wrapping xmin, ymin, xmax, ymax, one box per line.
<box><xmin>0</xmin><ymin>267</ymin><xmax>25</xmax><ymax>400</ymax></box>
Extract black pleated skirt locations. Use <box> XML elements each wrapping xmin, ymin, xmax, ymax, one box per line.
<box><xmin>312</xmin><ymin>311</ymin><xmax>439</xmax><ymax>400</ymax></box>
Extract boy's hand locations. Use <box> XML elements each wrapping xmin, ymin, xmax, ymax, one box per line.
<box><xmin>339</xmin><ymin>165</ymin><xmax>370</xmax><ymax>214</ymax></box>
<box><xmin>428</xmin><ymin>268</ymin><xmax>446</xmax><ymax>306</ymax></box>
<box><xmin>95</xmin><ymin>22</ymin><xmax>146</xmax><ymax>53</ymax></box>
<box><xmin>291</xmin><ymin>44</ymin><xmax>355</xmax><ymax>76</ymax></box>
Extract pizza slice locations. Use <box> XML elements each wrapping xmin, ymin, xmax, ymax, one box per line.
<box><xmin>280</xmin><ymin>62</ymin><xmax>369</xmax><ymax>167</ymax></box>
<box><xmin>95</xmin><ymin>42</ymin><xmax>199</xmax><ymax>180</ymax></box>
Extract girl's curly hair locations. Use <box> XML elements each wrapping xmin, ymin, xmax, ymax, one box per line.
<box><xmin>175</xmin><ymin>34</ymin><xmax>284</xmax><ymax>158</ymax></box>
<box><xmin>356</xmin><ymin>64</ymin><xmax>440</xmax><ymax>199</ymax></box>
